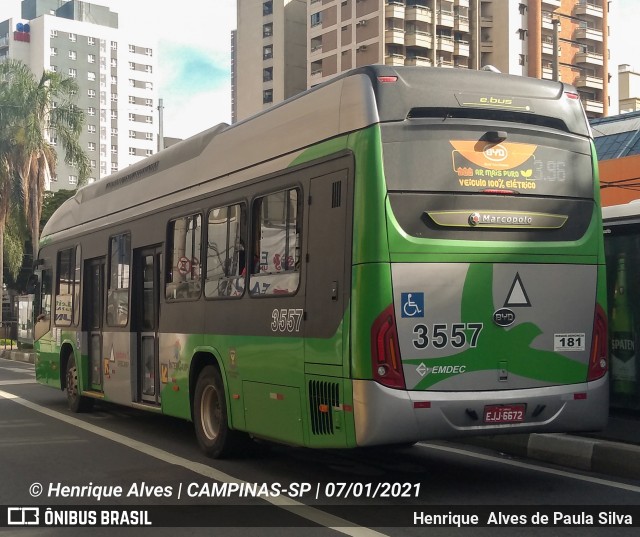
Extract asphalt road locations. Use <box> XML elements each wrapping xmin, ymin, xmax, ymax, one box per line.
<box><xmin>1</xmin><ymin>356</ymin><xmax>639</xmax><ymax>537</ymax></box>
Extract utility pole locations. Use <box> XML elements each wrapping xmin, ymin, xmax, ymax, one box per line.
<box><xmin>552</xmin><ymin>18</ymin><xmax>560</xmax><ymax>82</ymax></box>
<box><xmin>157</xmin><ymin>98</ymin><xmax>164</xmax><ymax>152</ymax></box>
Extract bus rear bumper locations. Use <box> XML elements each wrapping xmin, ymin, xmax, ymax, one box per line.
<box><xmin>352</xmin><ymin>376</ymin><xmax>609</xmax><ymax>447</ymax></box>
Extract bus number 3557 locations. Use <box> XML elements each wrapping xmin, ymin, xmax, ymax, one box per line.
<box><xmin>412</xmin><ymin>323</ymin><xmax>484</xmax><ymax>350</ymax></box>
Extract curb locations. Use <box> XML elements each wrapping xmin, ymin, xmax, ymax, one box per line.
<box><xmin>0</xmin><ymin>349</ymin><xmax>36</xmax><ymax>364</ymax></box>
<box><xmin>463</xmin><ymin>433</ymin><xmax>640</xmax><ymax>480</ymax></box>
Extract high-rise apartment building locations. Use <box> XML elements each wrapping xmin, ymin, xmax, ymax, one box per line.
<box><xmin>618</xmin><ymin>64</ymin><xmax>640</xmax><ymax>113</ymax></box>
<box><xmin>0</xmin><ymin>0</ymin><xmax>157</xmax><ymax>190</ymax></box>
<box><xmin>234</xmin><ymin>0</ymin><xmax>307</xmax><ymax>122</ymax></box>
<box><xmin>234</xmin><ymin>1</ymin><xmax>611</xmax><ymax>119</ymax></box>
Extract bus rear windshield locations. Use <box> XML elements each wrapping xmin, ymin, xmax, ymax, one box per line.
<box><xmin>381</xmin><ymin>120</ymin><xmax>594</xmax><ymax>199</ymax></box>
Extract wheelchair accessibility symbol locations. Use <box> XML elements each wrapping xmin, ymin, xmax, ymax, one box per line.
<box><xmin>401</xmin><ymin>292</ymin><xmax>424</xmax><ymax>318</ymax></box>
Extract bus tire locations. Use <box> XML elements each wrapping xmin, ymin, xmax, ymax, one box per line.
<box><xmin>194</xmin><ymin>365</ymin><xmax>243</xmax><ymax>458</ymax></box>
<box><xmin>65</xmin><ymin>355</ymin><xmax>93</xmax><ymax>413</ymax></box>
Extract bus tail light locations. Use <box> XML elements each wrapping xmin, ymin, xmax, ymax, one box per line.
<box><xmin>588</xmin><ymin>303</ymin><xmax>608</xmax><ymax>381</ymax></box>
<box><xmin>371</xmin><ymin>305</ymin><xmax>406</xmax><ymax>389</ymax></box>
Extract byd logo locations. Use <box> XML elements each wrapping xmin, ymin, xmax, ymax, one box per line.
<box><xmin>483</xmin><ymin>143</ymin><xmax>508</xmax><ymax>162</ymax></box>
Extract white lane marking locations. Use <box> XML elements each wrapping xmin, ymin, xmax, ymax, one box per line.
<box><xmin>0</xmin><ymin>366</ymin><xmax>35</xmax><ymax>374</ymax></box>
<box><xmin>0</xmin><ymin>379</ymin><xmax>37</xmax><ymax>386</ymax></box>
<box><xmin>0</xmin><ymin>389</ymin><xmax>387</xmax><ymax>537</ymax></box>
<box><xmin>418</xmin><ymin>442</ymin><xmax>640</xmax><ymax>493</ymax></box>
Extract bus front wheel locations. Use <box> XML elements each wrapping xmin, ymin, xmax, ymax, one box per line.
<box><xmin>65</xmin><ymin>355</ymin><xmax>93</xmax><ymax>413</ymax></box>
<box><xmin>194</xmin><ymin>365</ymin><xmax>244</xmax><ymax>458</ymax></box>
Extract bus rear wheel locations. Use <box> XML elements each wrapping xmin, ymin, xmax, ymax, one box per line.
<box><xmin>65</xmin><ymin>355</ymin><xmax>93</xmax><ymax>413</ymax></box>
<box><xmin>194</xmin><ymin>365</ymin><xmax>245</xmax><ymax>458</ymax></box>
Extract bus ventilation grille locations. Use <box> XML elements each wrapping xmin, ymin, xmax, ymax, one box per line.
<box><xmin>309</xmin><ymin>380</ymin><xmax>340</xmax><ymax>435</ymax></box>
<box><xmin>331</xmin><ymin>181</ymin><xmax>342</xmax><ymax>208</ymax></box>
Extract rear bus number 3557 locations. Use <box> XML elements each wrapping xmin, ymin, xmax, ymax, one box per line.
<box><xmin>412</xmin><ymin>323</ymin><xmax>483</xmax><ymax>350</ymax></box>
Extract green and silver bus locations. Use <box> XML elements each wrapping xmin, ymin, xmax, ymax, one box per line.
<box><xmin>33</xmin><ymin>66</ymin><xmax>608</xmax><ymax>457</ymax></box>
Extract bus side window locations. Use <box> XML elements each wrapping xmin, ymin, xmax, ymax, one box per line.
<box><xmin>107</xmin><ymin>233</ymin><xmax>131</xmax><ymax>326</ymax></box>
<box><xmin>205</xmin><ymin>203</ymin><xmax>246</xmax><ymax>298</ymax></box>
<box><xmin>34</xmin><ymin>269</ymin><xmax>52</xmax><ymax>341</ymax></box>
<box><xmin>166</xmin><ymin>214</ymin><xmax>202</xmax><ymax>301</ymax></box>
<box><xmin>250</xmin><ymin>188</ymin><xmax>301</xmax><ymax>296</ymax></box>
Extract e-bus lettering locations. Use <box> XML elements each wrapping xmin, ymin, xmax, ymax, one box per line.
<box><xmin>479</xmin><ymin>97</ymin><xmax>513</xmax><ymax>106</ymax></box>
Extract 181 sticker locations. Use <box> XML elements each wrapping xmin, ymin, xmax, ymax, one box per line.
<box><xmin>554</xmin><ymin>333</ymin><xmax>585</xmax><ymax>352</ymax></box>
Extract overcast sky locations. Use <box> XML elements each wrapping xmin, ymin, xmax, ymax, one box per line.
<box><xmin>1</xmin><ymin>0</ymin><xmax>638</xmax><ymax>138</ymax></box>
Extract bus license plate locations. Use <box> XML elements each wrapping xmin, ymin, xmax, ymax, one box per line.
<box><xmin>483</xmin><ymin>404</ymin><xmax>526</xmax><ymax>424</ymax></box>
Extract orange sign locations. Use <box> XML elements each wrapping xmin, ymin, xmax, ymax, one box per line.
<box><xmin>450</xmin><ymin>141</ymin><xmax>538</xmax><ymax>170</ymax></box>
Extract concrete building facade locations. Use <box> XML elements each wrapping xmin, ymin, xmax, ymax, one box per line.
<box><xmin>233</xmin><ymin>1</ymin><xmax>611</xmax><ymax>120</ymax></box>
<box><xmin>234</xmin><ymin>0</ymin><xmax>308</xmax><ymax>122</ymax></box>
<box><xmin>0</xmin><ymin>0</ymin><xmax>158</xmax><ymax>190</ymax></box>
<box><xmin>619</xmin><ymin>64</ymin><xmax>640</xmax><ymax>114</ymax></box>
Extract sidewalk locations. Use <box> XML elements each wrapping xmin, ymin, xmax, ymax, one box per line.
<box><xmin>2</xmin><ymin>348</ymin><xmax>640</xmax><ymax>480</ymax></box>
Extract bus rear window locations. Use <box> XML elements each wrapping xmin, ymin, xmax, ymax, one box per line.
<box><xmin>381</xmin><ymin>121</ymin><xmax>594</xmax><ymax>199</ymax></box>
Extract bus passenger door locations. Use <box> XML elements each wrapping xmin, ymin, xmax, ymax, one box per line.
<box><xmin>134</xmin><ymin>246</ymin><xmax>162</xmax><ymax>404</ymax></box>
<box><xmin>304</xmin><ymin>169</ymin><xmax>349</xmax><ymax>365</ymax></box>
<box><xmin>84</xmin><ymin>258</ymin><xmax>105</xmax><ymax>392</ymax></box>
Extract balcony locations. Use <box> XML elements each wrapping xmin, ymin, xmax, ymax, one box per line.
<box><xmin>575</xmin><ymin>74</ymin><xmax>604</xmax><ymax>90</ymax></box>
<box><xmin>437</xmin><ymin>35</ymin><xmax>455</xmax><ymax>53</ymax></box>
<box><xmin>542</xmin><ymin>15</ymin><xmax>559</xmax><ymax>30</ymax></box>
<box><xmin>385</xmin><ymin>29</ymin><xmax>405</xmax><ymax>45</ymax></box>
<box><xmin>575</xmin><ymin>50</ymin><xmax>604</xmax><ymax>66</ymax></box>
<box><xmin>541</xmin><ymin>38</ymin><xmax>556</xmax><ymax>56</ymax></box>
<box><xmin>542</xmin><ymin>0</ymin><xmax>561</xmax><ymax>7</ymax></box>
<box><xmin>385</xmin><ymin>2</ymin><xmax>405</xmax><ymax>19</ymax></box>
<box><xmin>454</xmin><ymin>40</ymin><xmax>469</xmax><ymax>57</ymax></box>
<box><xmin>405</xmin><ymin>55</ymin><xmax>432</xmax><ymax>67</ymax></box>
<box><xmin>454</xmin><ymin>15</ymin><xmax>469</xmax><ymax>32</ymax></box>
<box><xmin>575</xmin><ymin>1</ymin><xmax>604</xmax><ymax>18</ymax></box>
<box><xmin>581</xmin><ymin>98</ymin><xmax>603</xmax><ymax>114</ymax></box>
<box><xmin>405</xmin><ymin>30</ymin><xmax>432</xmax><ymax>48</ymax></box>
<box><xmin>437</xmin><ymin>10</ymin><xmax>454</xmax><ymax>28</ymax></box>
<box><xmin>454</xmin><ymin>59</ymin><xmax>469</xmax><ymax>69</ymax></box>
<box><xmin>574</xmin><ymin>27</ymin><xmax>603</xmax><ymax>42</ymax></box>
<box><xmin>437</xmin><ymin>59</ymin><xmax>455</xmax><ymax>68</ymax></box>
<box><xmin>405</xmin><ymin>5</ymin><xmax>432</xmax><ymax>24</ymax></box>
<box><xmin>454</xmin><ymin>0</ymin><xmax>469</xmax><ymax>7</ymax></box>
<box><xmin>385</xmin><ymin>54</ymin><xmax>406</xmax><ymax>67</ymax></box>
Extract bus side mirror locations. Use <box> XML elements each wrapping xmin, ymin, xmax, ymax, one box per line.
<box><xmin>26</xmin><ymin>274</ymin><xmax>39</xmax><ymax>294</ymax></box>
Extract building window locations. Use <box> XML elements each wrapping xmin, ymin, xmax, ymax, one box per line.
<box><xmin>68</xmin><ymin>33</ymin><xmax>76</xmax><ymax>42</ymax></box>
<box><xmin>129</xmin><ymin>113</ymin><xmax>136</xmax><ymax>121</ymax></box>
<box><xmin>111</xmin><ymin>41</ymin><xmax>117</xmax><ymax>50</ymax></box>
<box><xmin>68</xmin><ymin>50</ymin><xmax>76</xmax><ymax>60</ymax></box>
<box><xmin>129</xmin><ymin>44</ymin><xmax>135</xmax><ymax>53</ymax></box>
<box><xmin>50</xmin><ymin>47</ymin><xmax>57</xmax><ymax>56</ymax></box>
<box><xmin>311</xmin><ymin>12</ymin><xmax>322</xmax><ymax>27</ymax></box>
<box><xmin>129</xmin><ymin>147</ymin><xmax>135</xmax><ymax>155</ymax></box>
<box><xmin>145</xmin><ymin>81</ymin><xmax>153</xmax><ymax>90</ymax></box>
<box><xmin>166</xmin><ymin>214</ymin><xmax>203</xmax><ymax>301</ymax></box>
<box><xmin>68</xmin><ymin>68</ymin><xmax>77</xmax><ymax>78</ymax></box>
<box><xmin>88</xmin><ymin>124</ymin><xmax>96</xmax><ymax>133</ymax></box>
<box><xmin>129</xmin><ymin>130</ymin><xmax>136</xmax><ymax>138</ymax></box>
<box><xmin>111</xmin><ymin>163</ymin><xmax>118</xmax><ymax>172</ymax></box>
<box><xmin>87</xmin><ymin>106</ymin><xmax>95</xmax><ymax>116</ymax></box>
<box><xmin>263</xmin><ymin>45</ymin><xmax>273</xmax><ymax>60</ymax></box>
<box><xmin>50</xmin><ymin>65</ymin><xmax>57</xmax><ymax>72</ymax></box>
<box><xmin>111</xmin><ymin>58</ymin><xmax>117</xmax><ymax>68</ymax></box>
<box><xmin>90</xmin><ymin>160</ymin><xmax>96</xmax><ymax>168</ymax></box>
<box><xmin>129</xmin><ymin>61</ymin><xmax>136</xmax><ymax>70</ymax></box>
<box><xmin>145</xmin><ymin>116</ymin><xmax>153</xmax><ymax>124</ymax></box>
<box><xmin>111</xmin><ymin>146</ymin><xmax>118</xmax><ymax>154</ymax></box>
<box><xmin>88</xmin><ymin>142</ymin><xmax>96</xmax><ymax>151</ymax></box>
<box><xmin>111</xmin><ymin>110</ymin><xmax>118</xmax><ymax>119</ymax></box>
<box><xmin>111</xmin><ymin>94</ymin><xmax>118</xmax><ymax>102</ymax></box>
<box><xmin>68</xmin><ymin>175</ymin><xmax>78</xmax><ymax>185</ymax></box>
<box><xmin>88</xmin><ymin>71</ymin><xmax>96</xmax><ymax>81</ymax></box>
<box><xmin>145</xmin><ymin>65</ymin><xmax>152</xmax><ymax>73</ymax></box>
<box><xmin>111</xmin><ymin>75</ymin><xmax>118</xmax><ymax>85</ymax></box>
<box><xmin>145</xmin><ymin>48</ymin><xmax>152</xmax><ymax>56</ymax></box>
<box><xmin>146</xmin><ymin>149</ymin><xmax>153</xmax><ymax>157</ymax></box>
<box><xmin>145</xmin><ymin>132</ymin><xmax>153</xmax><ymax>140</ymax></box>
<box><xmin>111</xmin><ymin>128</ymin><xmax>118</xmax><ymax>136</ymax></box>
<box><xmin>263</xmin><ymin>67</ymin><xmax>273</xmax><ymax>82</ymax></box>
<box><xmin>519</xmin><ymin>54</ymin><xmax>526</xmax><ymax>66</ymax></box>
<box><xmin>263</xmin><ymin>1</ymin><xmax>273</xmax><ymax>16</ymax></box>
<box><xmin>145</xmin><ymin>98</ymin><xmax>153</xmax><ymax>107</ymax></box>
<box><xmin>50</xmin><ymin>29</ymin><xmax>57</xmax><ymax>38</ymax></box>
<box><xmin>88</xmin><ymin>89</ymin><xmax>96</xmax><ymax>98</ymax></box>
<box><xmin>88</xmin><ymin>53</ymin><xmax>95</xmax><ymax>63</ymax></box>
<box><xmin>263</xmin><ymin>23</ymin><xmax>273</xmax><ymax>37</ymax></box>
<box><xmin>263</xmin><ymin>89</ymin><xmax>273</xmax><ymax>103</ymax></box>
<box><xmin>88</xmin><ymin>36</ymin><xmax>95</xmax><ymax>45</ymax></box>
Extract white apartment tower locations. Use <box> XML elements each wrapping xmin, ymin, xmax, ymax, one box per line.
<box><xmin>0</xmin><ymin>0</ymin><xmax>158</xmax><ymax>190</ymax></box>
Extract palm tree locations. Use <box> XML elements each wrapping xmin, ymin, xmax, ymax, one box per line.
<box><xmin>0</xmin><ymin>59</ymin><xmax>89</xmax><ymax>262</ymax></box>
